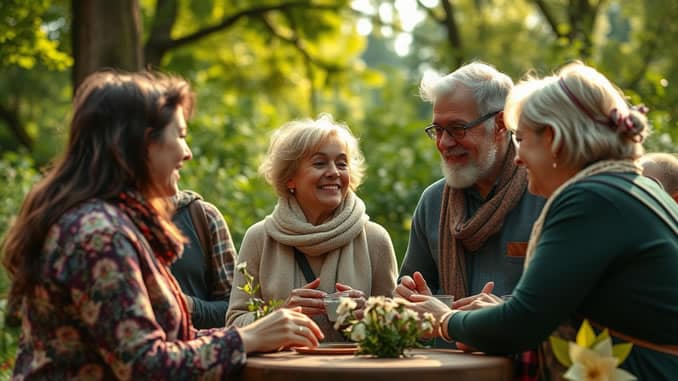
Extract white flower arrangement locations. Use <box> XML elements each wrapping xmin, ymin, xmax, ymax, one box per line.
<box><xmin>334</xmin><ymin>296</ymin><xmax>434</xmax><ymax>358</ymax></box>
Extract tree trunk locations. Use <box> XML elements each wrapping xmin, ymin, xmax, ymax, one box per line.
<box><xmin>440</xmin><ymin>0</ymin><xmax>464</xmax><ymax>69</ymax></box>
<box><xmin>71</xmin><ymin>0</ymin><xmax>143</xmax><ymax>91</ymax></box>
<box><xmin>0</xmin><ymin>102</ymin><xmax>32</xmax><ymax>150</ymax></box>
<box><xmin>144</xmin><ymin>0</ymin><xmax>179</xmax><ymax>68</ymax></box>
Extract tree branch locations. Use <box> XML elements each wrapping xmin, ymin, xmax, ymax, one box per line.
<box><xmin>416</xmin><ymin>0</ymin><xmax>444</xmax><ymax>24</ymax></box>
<box><xmin>273</xmin><ymin>12</ymin><xmax>318</xmax><ymax>114</ymax></box>
<box><xmin>440</xmin><ymin>0</ymin><xmax>463</xmax><ymax>68</ymax></box>
<box><xmin>532</xmin><ymin>0</ymin><xmax>564</xmax><ymax>39</ymax></box>
<box><xmin>158</xmin><ymin>1</ymin><xmax>338</xmax><ymax>54</ymax></box>
<box><xmin>348</xmin><ymin>8</ymin><xmax>437</xmax><ymax>46</ymax></box>
<box><xmin>258</xmin><ymin>15</ymin><xmax>343</xmax><ymax>72</ymax></box>
<box><xmin>144</xmin><ymin>0</ymin><xmax>179</xmax><ymax>67</ymax></box>
<box><xmin>626</xmin><ymin>13</ymin><xmax>665</xmax><ymax>89</ymax></box>
<box><xmin>260</xmin><ymin>17</ymin><xmax>313</xmax><ymax>63</ymax></box>
<box><xmin>0</xmin><ymin>102</ymin><xmax>32</xmax><ymax>150</ymax></box>
<box><xmin>592</xmin><ymin>0</ymin><xmax>607</xmax><ymax>15</ymax></box>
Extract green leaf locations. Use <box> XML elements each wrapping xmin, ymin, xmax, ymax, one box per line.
<box><xmin>576</xmin><ymin>320</ymin><xmax>596</xmax><ymax>348</ymax></box>
<box><xmin>613</xmin><ymin>342</ymin><xmax>633</xmax><ymax>364</ymax></box>
<box><xmin>549</xmin><ymin>336</ymin><xmax>572</xmax><ymax>367</ymax></box>
<box><xmin>241</xmin><ymin>283</ymin><xmax>251</xmax><ymax>294</ymax></box>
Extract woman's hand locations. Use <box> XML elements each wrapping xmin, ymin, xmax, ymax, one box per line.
<box><xmin>406</xmin><ymin>293</ymin><xmax>452</xmax><ymax>339</ymax></box>
<box><xmin>239</xmin><ymin>307</ymin><xmax>324</xmax><ymax>353</ymax></box>
<box><xmin>335</xmin><ymin>283</ymin><xmax>366</xmax><ymax>318</ymax></box>
<box><xmin>454</xmin><ymin>341</ymin><xmax>478</xmax><ymax>352</ymax></box>
<box><xmin>451</xmin><ymin>282</ymin><xmax>502</xmax><ymax>311</ymax></box>
<box><xmin>282</xmin><ymin>278</ymin><xmax>326</xmax><ymax>316</ymax></box>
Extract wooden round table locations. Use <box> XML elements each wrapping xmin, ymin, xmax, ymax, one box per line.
<box><xmin>232</xmin><ymin>348</ymin><xmax>513</xmax><ymax>381</ymax></box>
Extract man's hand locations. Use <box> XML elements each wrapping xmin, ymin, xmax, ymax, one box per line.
<box><xmin>405</xmin><ymin>293</ymin><xmax>450</xmax><ymax>340</ymax></box>
<box><xmin>394</xmin><ymin>271</ymin><xmax>432</xmax><ymax>299</ymax></box>
<box><xmin>451</xmin><ymin>281</ymin><xmax>502</xmax><ymax>311</ymax></box>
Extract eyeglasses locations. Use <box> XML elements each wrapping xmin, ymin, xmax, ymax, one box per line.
<box><xmin>424</xmin><ymin>110</ymin><xmax>502</xmax><ymax>140</ymax></box>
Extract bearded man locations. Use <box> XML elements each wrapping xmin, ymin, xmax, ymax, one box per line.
<box><xmin>396</xmin><ymin>62</ymin><xmax>545</xmax><ymax>302</ymax></box>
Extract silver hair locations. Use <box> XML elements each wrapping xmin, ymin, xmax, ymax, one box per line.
<box><xmin>505</xmin><ymin>62</ymin><xmax>648</xmax><ymax>168</ymax></box>
<box><xmin>639</xmin><ymin>153</ymin><xmax>678</xmax><ymax>194</ymax></box>
<box><xmin>419</xmin><ymin>61</ymin><xmax>513</xmax><ymax>118</ymax></box>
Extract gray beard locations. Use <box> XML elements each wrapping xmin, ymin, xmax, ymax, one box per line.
<box><xmin>441</xmin><ymin>143</ymin><xmax>498</xmax><ymax>189</ymax></box>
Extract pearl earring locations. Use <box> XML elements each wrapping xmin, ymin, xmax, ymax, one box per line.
<box><xmin>288</xmin><ymin>188</ymin><xmax>296</xmax><ymax>194</ymax></box>
<box><xmin>552</xmin><ymin>161</ymin><xmax>558</xmax><ymax>169</ymax></box>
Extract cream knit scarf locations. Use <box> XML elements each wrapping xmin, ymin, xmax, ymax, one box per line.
<box><xmin>263</xmin><ymin>191</ymin><xmax>372</xmax><ymax>294</ymax></box>
<box><xmin>524</xmin><ymin>159</ymin><xmax>641</xmax><ymax>270</ymax></box>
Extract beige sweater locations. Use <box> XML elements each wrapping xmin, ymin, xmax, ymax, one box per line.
<box><xmin>226</xmin><ymin>220</ymin><xmax>397</xmax><ymax>338</ymax></box>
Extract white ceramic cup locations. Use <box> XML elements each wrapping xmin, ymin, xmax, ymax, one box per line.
<box><xmin>433</xmin><ymin>294</ymin><xmax>454</xmax><ymax>307</ymax></box>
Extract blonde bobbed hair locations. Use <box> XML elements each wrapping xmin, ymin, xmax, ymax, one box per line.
<box><xmin>504</xmin><ymin>61</ymin><xmax>649</xmax><ymax>169</ymax></box>
<box><xmin>259</xmin><ymin>113</ymin><xmax>366</xmax><ymax>198</ymax></box>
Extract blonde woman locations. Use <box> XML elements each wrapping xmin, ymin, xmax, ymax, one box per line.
<box><xmin>227</xmin><ymin>114</ymin><xmax>397</xmax><ymax>341</ymax></box>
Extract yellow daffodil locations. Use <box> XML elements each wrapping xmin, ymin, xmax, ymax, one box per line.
<box><xmin>563</xmin><ymin>339</ymin><xmax>637</xmax><ymax>381</ymax></box>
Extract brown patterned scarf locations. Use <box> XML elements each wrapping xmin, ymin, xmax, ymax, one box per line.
<box><xmin>113</xmin><ymin>190</ymin><xmax>184</xmax><ymax>265</ymax></box>
<box><xmin>439</xmin><ymin>142</ymin><xmax>527</xmax><ymax>299</ymax></box>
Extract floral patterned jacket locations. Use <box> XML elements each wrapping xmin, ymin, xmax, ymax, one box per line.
<box><xmin>12</xmin><ymin>199</ymin><xmax>246</xmax><ymax>380</ymax></box>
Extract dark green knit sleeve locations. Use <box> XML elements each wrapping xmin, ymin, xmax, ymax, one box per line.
<box><xmin>447</xmin><ymin>183</ymin><xmax>641</xmax><ymax>353</ymax></box>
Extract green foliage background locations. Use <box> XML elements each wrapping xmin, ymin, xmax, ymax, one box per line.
<box><xmin>0</xmin><ymin>0</ymin><xmax>676</xmax><ymax>373</ymax></box>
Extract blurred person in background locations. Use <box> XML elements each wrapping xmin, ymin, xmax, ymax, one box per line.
<box><xmin>638</xmin><ymin>152</ymin><xmax>678</xmax><ymax>202</ymax></box>
<box><xmin>170</xmin><ymin>189</ymin><xmax>235</xmax><ymax>329</ymax></box>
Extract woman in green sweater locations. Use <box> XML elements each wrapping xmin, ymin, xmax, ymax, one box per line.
<box><xmin>408</xmin><ymin>62</ymin><xmax>678</xmax><ymax>380</ymax></box>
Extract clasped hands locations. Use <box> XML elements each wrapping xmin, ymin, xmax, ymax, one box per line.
<box><xmin>283</xmin><ymin>278</ymin><xmax>367</xmax><ymax>318</ymax></box>
<box><xmin>395</xmin><ymin>271</ymin><xmax>502</xmax><ymax>348</ymax></box>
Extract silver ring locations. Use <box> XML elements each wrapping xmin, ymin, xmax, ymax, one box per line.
<box><xmin>298</xmin><ymin>326</ymin><xmax>304</xmax><ymax>334</ymax></box>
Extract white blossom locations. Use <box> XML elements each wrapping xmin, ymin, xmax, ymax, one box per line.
<box><xmin>235</xmin><ymin>262</ymin><xmax>247</xmax><ymax>272</ymax></box>
<box><xmin>563</xmin><ymin>339</ymin><xmax>637</xmax><ymax>381</ymax></box>
<box><xmin>350</xmin><ymin>323</ymin><xmax>366</xmax><ymax>341</ymax></box>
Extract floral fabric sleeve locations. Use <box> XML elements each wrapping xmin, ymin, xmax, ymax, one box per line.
<box><xmin>53</xmin><ymin>208</ymin><xmax>246</xmax><ymax>380</ymax></box>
